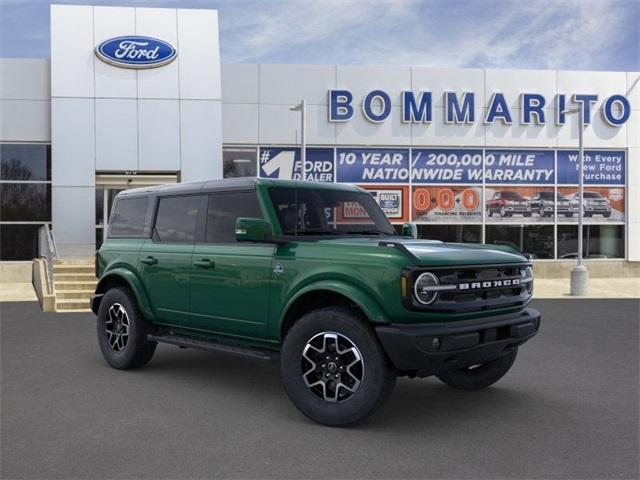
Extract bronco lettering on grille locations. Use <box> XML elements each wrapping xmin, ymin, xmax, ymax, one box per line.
<box><xmin>458</xmin><ymin>278</ymin><xmax>521</xmax><ymax>290</ymax></box>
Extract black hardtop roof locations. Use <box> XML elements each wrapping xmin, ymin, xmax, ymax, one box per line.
<box><xmin>116</xmin><ymin>178</ymin><xmax>363</xmax><ymax>198</ymax></box>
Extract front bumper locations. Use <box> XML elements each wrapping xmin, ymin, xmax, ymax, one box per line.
<box><xmin>375</xmin><ymin>308</ymin><xmax>540</xmax><ymax>377</ymax></box>
<box><xmin>585</xmin><ymin>206</ymin><xmax>611</xmax><ymax>214</ymax></box>
<box><xmin>504</xmin><ymin>206</ymin><xmax>530</xmax><ymax>213</ymax></box>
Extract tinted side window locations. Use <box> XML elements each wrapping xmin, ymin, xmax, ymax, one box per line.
<box><xmin>109</xmin><ymin>197</ymin><xmax>150</xmax><ymax>237</ymax></box>
<box><xmin>154</xmin><ymin>195</ymin><xmax>200</xmax><ymax>243</ymax></box>
<box><xmin>206</xmin><ymin>191</ymin><xmax>263</xmax><ymax>243</ymax></box>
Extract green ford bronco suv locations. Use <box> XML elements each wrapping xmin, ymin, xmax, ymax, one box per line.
<box><xmin>92</xmin><ymin>178</ymin><xmax>540</xmax><ymax>426</ymax></box>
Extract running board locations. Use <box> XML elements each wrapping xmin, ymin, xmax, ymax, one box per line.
<box><xmin>147</xmin><ymin>332</ymin><xmax>279</xmax><ymax>362</ymax></box>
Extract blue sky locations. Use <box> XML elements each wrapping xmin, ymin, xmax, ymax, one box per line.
<box><xmin>0</xmin><ymin>0</ymin><xmax>638</xmax><ymax>70</ymax></box>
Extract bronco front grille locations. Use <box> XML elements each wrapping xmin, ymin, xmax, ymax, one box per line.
<box><xmin>405</xmin><ymin>263</ymin><xmax>533</xmax><ymax>314</ymax></box>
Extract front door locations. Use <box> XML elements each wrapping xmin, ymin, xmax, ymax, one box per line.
<box><xmin>189</xmin><ymin>191</ymin><xmax>274</xmax><ymax>339</ymax></box>
<box><xmin>138</xmin><ymin>194</ymin><xmax>202</xmax><ymax>326</ymax></box>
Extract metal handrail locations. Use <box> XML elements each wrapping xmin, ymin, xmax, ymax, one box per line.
<box><xmin>38</xmin><ymin>224</ymin><xmax>58</xmax><ymax>294</ymax></box>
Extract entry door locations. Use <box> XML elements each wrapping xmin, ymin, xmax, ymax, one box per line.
<box><xmin>96</xmin><ymin>173</ymin><xmax>177</xmax><ymax>248</ymax></box>
<box><xmin>189</xmin><ymin>191</ymin><xmax>274</xmax><ymax>339</ymax></box>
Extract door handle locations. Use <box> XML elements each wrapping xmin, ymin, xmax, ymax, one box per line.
<box><xmin>193</xmin><ymin>258</ymin><xmax>215</xmax><ymax>269</ymax></box>
<box><xmin>141</xmin><ymin>256</ymin><xmax>158</xmax><ymax>266</ymax></box>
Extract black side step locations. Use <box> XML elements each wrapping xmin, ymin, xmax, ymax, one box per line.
<box><xmin>147</xmin><ymin>333</ymin><xmax>279</xmax><ymax>363</ymax></box>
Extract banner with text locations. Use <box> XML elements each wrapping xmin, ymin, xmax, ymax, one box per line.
<box><xmin>484</xmin><ymin>150</ymin><xmax>554</xmax><ymax>184</ymax></box>
<box><xmin>557</xmin><ymin>187</ymin><xmax>625</xmax><ymax>223</ymax></box>
<box><xmin>412</xmin><ymin>186</ymin><xmax>483</xmax><ymax>223</ymax></box>
<box><xmin>411</xmin><ymin>149</ymin><xmax>483</xmax><ymax>184</ymax></box>
<box><xmin>336</xmin><ymin>148</ymin><xmax>410</xmax><ymax>183</ymax></box>
<box><xmin>259</xmin><ymin>147</ymin><xmax>334</xmax><ymax>181</ymax></box>
<box><xmin>557</xmin><ymin>150</ymin><xmax>625</xmax><ymax>185</ymax></box>
<box><xmin>359</xmin><ymin>185</ymin><xmax>409</xmax><ymax>223</ymax></box>
<box><xmin>485</xmin><ymin>186</ymin><xmax>555</xmax><ymax>223</ymax></box>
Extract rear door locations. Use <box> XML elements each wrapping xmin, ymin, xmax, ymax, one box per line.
<box><xmin>189</xmin><ymin>190</ymin><xmax>275</xmax><ymax>339</ymax></box>
<box><xmin>138</xmin><ymin>194</ymin><xmax>202</xmax><ymax>326</ymax></box>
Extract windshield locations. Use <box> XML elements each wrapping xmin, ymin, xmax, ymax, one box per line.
<box><xmin>537</xmin><ymin>192</ymin><xmax>554</xmax><ymax>200</ymax></box>
<box><xmin>268</xmin><ymin>187</ymin><xmax>397</xmax><ymax>236</ymax></box>
<box><xmin>583</xmin><ymin>192</ymin><xmax>603</xmax><ymax>198</ymax></box>
<box><xmin>500</xmin><ymin>191</ymin><xmax>525</xmax><ymax>200</ymax></box>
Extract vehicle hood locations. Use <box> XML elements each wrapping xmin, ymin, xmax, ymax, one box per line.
<box><xmin>317</xmin><ymin>237</ymin><xmax>528</xmax><ymax>266</ymax></box>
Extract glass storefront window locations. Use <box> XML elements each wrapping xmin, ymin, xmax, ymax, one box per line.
<box><xmin>0</xmin><ymin>144</ymin><xmax>51</xmax><ymax>260</ymax></box>
<box><xmin>486</xmin><ymin>225</ymin><xmax>554</xmax><ymax>259</ymax></box>
<box><xmin>557</xmin><ymin>225</ymin><xmax>624</xmax><ymax>259</ymax></box>
<box><xmin>223</xmin><ymin>148</ymin><xmax>257</xmax><ymax>178</ymax></box>
<box><xmin>0</xmin><ymin>224</ymin><xmax>41</xmax><ymax>260</ymax></box>
<box><xmin>0</xmin><ymin>144</ymin><xmax>51</xmax><ymax>181</ymax></box>
<box><xmin>0</xmin><ymin>183</ymin><xmax>51</xmax><ymax>221</ymax></box>
<box><xmin>418</xmin><ymin>224</ymin><xmax>481</xmax><ymax>243</ymax></box>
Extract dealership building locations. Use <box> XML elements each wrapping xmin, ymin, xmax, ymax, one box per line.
<box><xmin>1</xmin><ymin>4</ymin><xmax>639</xmax><ymax>278</ymax></box>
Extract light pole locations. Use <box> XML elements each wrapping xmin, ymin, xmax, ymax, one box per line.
<box><xmin>564</xmin><ymin>104</ymin><xmax>588</xmax><ymax>295</ymax></box>
<box><xmin>289</xmin><ymin>100</ymin><xmax>306</xmax><ymax>181</ymax></box>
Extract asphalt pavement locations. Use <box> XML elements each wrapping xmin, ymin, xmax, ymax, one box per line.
<box><xmin>1</xmin><ymin>299</ymin><xmax>638</xmax><ymax>479</ymax></box>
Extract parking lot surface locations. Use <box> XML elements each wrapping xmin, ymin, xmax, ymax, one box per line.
<box><xmin>1</xmin><ymin>299</ymin><xmax>638</xmax><ymax>479</ymax></box>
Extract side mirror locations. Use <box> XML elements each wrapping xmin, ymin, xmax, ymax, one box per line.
<box><xmin>401</xmin><ymin>222</ymin><xmax>418</xmax><ymax>239</ymax></box>
<box><xmin>235</xmin><ymin>217</ymin><xmax>273</xmax><ymax>242</ymax></box>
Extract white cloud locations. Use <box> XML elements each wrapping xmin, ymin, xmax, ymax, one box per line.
<box><xmin>218</xmin><ymin>0</ymin><xmax>637</xmax><ymax>71</ymax></box>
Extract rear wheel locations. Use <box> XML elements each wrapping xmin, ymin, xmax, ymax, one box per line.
<box><xmin>97</xmin><ymin>287</ymin><xmax>157</xmax><ymax>370</ymax></box>
<box><xmin>280</xmin><ymin>307</ymin><xmax>396</xmax><ymax>426</ymax></box>
<box><xmin>436</xmin><ymin>349</ymin><xmax>517</xmax><ymax>390</ymax></box>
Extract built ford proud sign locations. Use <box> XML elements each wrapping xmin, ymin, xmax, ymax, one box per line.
<box><xmin>328</xmin><ymin>90</ymin><xmax>632</xmax><ymax>127</ymax></box>
<box><xmin>95</xmin><ymin>35</ymin><xmax>177</xmax><ymax>69</ymax></box>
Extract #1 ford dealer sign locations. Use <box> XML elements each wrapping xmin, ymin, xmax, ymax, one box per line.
<box><xmin>95</xmin><ymin>36</ymin><xmax>177</xmax><ymax>69</ymax></box>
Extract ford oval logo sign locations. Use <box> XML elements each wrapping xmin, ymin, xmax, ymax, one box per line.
<box><xmin>95</xmin><ymin>36</ymin><xmax>177</xmax><ymax>69</ymax></box>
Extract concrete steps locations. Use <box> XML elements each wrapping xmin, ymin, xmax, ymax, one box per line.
<box><xmin>53</xmin><ymin>264</ymin><xmax>95</xmax><ymax>275</ymax></box>
<box><xmin>52</xmin><ymin>261</ymin><xmax>96</xmax><ymax>313</ymax></box>
<box><xmin>56</xmin><ymin>289</ymin><xmax>95</xmax><ymax>299</ymax></box>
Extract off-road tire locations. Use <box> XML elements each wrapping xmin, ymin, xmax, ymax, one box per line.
<box><xmin>436</xmin><ymin>349</ymin><xmax>517</xmax><ymax>390</ymax></box>
<box><xmin>280</xmin><ymin>306</ymin><xmax>396</xmax><ymax>426</ymax></box>
<box><xmin>97</xmin><ymin>287</ymin><xmax>157</xmax><ymax>370</ymax></box>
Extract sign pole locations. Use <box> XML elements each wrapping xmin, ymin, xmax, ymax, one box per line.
<box><xmin>578</xmin><ymin>106</ymin><xmax>584</xmax><ymax>267</ymax></box>
<box><xmin>301</xmin><ymin>99</ymin><xmax>306</xmax><ymax>182</ymax></box>
<box><xmin>570</xmin><ymin>103</ymin><xmax>589</xmax><ymax>295</ymax></box>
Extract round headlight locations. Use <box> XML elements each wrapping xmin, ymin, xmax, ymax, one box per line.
<box><xmin>521</xmin><ymin>266</ymin><xmax>534</xmax><ymax>293</ymax></box>
<box><xmin>521</xmin><ymin>266</ymin><xmax>533</xmax><ymax>280</ymax></box>
<box><xmin>414</xmin><ymin>272</ymin><xmax>440</xmax><ymax>305</ymax></box>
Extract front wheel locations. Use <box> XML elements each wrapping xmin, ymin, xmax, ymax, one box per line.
<box><xmin>280</xmin><ymin>307</ymin><xmax>396</xmax><ymax>426</ymax></box>
<box><xmin>436</xmin><ymin>349</ymin><xmax>517</xmax><ymax>390</ymax></box>
<box><xmin>97</xmin><ymin>287</ymin><xmax>157</xmax><ymax>370</ymax></box>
